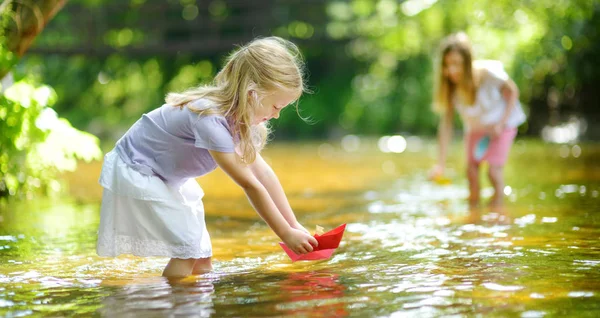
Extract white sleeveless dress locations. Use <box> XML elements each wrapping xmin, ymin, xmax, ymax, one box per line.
<box><xmin>96</xmin><ymin>150</ymin><xmax>212</xmax><ymax>259</ymax></box>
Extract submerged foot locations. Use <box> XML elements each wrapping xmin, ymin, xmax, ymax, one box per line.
<box><xmin>489</xmin><ymin>194</ymin><xmax>504</xmax><ymax>208</ymax></box>
<box><xmin>468</xmin><ymin>196</ymin><xmax>480</xmax><ymax>209</ymax></box>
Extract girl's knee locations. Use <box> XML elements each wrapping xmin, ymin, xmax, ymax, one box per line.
<box><xmin>174</xmin><ymin>258</ymin><xmax>197</xmax><ymax>266</ymax></box>
<box><xmin>194</xmin><ymin>257</ymin><xmax>211</xmax><ymax>265</ymax></box>
<box><xmin>467</xmin><ymin>162</ymin><xmax>479</xmax><ymax>175</ymax></box>
<box><xmin>162</xmin><ymin>258</ymin><xmax>197</xmax><ymax>278</ymax></box>
<box><xmin>489</xmin><ymin>165</ymin><xmax>504</xmax><ymax>175</ymax></box>
<box><xmin>192</xmin><ymin>257</ymin><xmax>212</xmax><ymax>274</ymax></box>
<box><xmin>488</xmin><ymin>165</ymin><xmax>504</xmax><ymax>182</ymax></box>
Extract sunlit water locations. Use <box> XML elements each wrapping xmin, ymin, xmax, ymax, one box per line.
<box><xmin>1</xmin><ymin>139</ymin><xmax>599</xmax><ymax>317</ymax></box>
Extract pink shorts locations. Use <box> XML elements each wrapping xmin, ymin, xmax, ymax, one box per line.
<box><xmin>465</xmin><ymin>128</ymin><xmax>517</xmax><ymax>166</ymax></box>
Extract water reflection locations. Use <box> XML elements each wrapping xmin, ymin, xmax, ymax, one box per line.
<box><xmin>277</xmin><ymin>272</ymin><xmax>347</xmax><ymax>317</ymax></box>
<box><xmin>1</xmin><ymin>141</ymin><xmax>599</xmax><ymax>316</ymax></box>
<box><xmin>466</xmin><ymin>205</ymin><xmax>511</xmax><ymax>225</ymax></box>
<box><xmin>100</xmin><ymin>277</ymin><xmax>215</xmax><ymax>317</ymax></box>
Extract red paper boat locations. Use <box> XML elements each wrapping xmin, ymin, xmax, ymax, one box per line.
<box><xmin>279</xmin><ymin>224</ymin><xmax>346</xmax><ymax>262</ymax></box>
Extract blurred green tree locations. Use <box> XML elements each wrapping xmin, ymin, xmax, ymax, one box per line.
<box><xmin>324</xmin><ymin>0</ymin><xmax>598</xmax><ymax>137</ymax></box>
<box><xmin>1</xmin><ymin>0</ymin><xmax>102</xmax><ymax>202</ymax></box>
<box><xmin>15</xmin><ymin>0</ymin><xmax>600</xmax><ymax>143</ymax></box>
<box><xmin>0</xmin><ymin>0</ymin><xmax>66</xmax><ymax>78</ymax></box>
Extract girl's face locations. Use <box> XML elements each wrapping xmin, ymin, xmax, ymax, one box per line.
<box><xmin>443</xmin><ymin>50</ymin><xmax>465</xmax><ymax>84</ymax></box>
<box><xmin>251</xmin><ymin>89</ymin><xmax>298</xmax><ymax>125</ymax></box>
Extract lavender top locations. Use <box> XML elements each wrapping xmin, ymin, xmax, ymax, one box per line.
<box><xmin>115</xmin><ymin>99</ymin><xmax>235</xmax><ymax>188</ymax></box>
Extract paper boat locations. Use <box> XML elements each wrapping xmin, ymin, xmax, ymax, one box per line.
<box><xmin>279</xmin><ymin>224</ymin><xmax>346</xmax><ymax>262</ymax></box>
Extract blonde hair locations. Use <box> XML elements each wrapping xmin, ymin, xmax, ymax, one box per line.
<box><xmin>165</xmin><ymin>36</ymin><xmax>306</xmax><ymax>163</ymax></box>
<box><xmin>433</xmin><ymin>32</ymin><xmax>476</xmax><ymax>114</ymax></box>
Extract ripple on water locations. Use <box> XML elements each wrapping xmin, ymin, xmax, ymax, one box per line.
<box><xmin>2</xmin><ymin>142</ymin><xmax>600</xmax><ymax>317</ymax></box>
<box><xmin>481</xmin><ymin>283</ymin><xmax>524</xmax><ymax>292</ymax></box>
<box><xmin>568</xmin><ymin>291</ymin><xmax>594</xmax><ymax>298</ymax></box>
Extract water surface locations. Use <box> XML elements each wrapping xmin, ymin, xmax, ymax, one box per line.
<box><xmin>1</xmin><ymin>139</ymin><xmax>599</xmax><ymax>317</ymax></box>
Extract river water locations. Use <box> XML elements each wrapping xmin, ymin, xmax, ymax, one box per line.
<box><xmin>1</xmin><ymin>139</ymin><xmax>599</xmax><ymax>317</ymax></box>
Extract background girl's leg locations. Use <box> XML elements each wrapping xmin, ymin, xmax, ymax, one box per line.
<box><xmin>488</xmin><ymin>165</ymin><xmax>504</xmax><ymax>207</ymax></box>
<box><xmin>162</xmin><ymin>258</ymin><xmax>196</xmax><ymax>277</ymax></box>
<box><xmin>465</xmin><ymin>130</ymin><xmax>484</xmax><ymax>208</ymax></box>
<box><xmin>485</xmin><ymin>128</ymin><xmax>517</xmax><ymax>208</ymax></box>
<box><xmin>467</xmin><ymin>162</ymin><xmax>480</xmax><ymax>208</ymax></box>
<box><xmin>192</xmin><ymin>257</ymin><xmax>212</xmax><ymax>275</ymax></box>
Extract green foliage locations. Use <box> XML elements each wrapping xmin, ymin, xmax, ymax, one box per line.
<box><xmin>0</xmin><ymin>77</ymin><xmax>102</xmax><ymax>202</ymax></box>
<box><xmin>324</xmin><ymin>0</ymin><xmax>598</xmax><ymax>135</ymax></box>
<box><xmin>21</xmin><ymin>55</ymin><xmax>216</xmax><ymax>147</ymax></box>
<box><xmin>1</xmin><ymin>2</ymin><xmax>102</xmax><ymax>202</ymax></box>
<box><xmin>15</xmin><ymin>0</ymin><xmax>600</xmax><ymax>144</ymax></box>
<box><xmin>0</xmin><ymin>7</ymin><xmax>18</xmax><ymax>75</ymax></box>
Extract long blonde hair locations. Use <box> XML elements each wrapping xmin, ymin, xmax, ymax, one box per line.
<box><xmin>433</xmin><ymin>32</ymin><xmax>476</xmax><ymax>114</ymax></box>
<box><xmin>165</xmin><ymin>36</ymin><xmax>306</xmax><ymax>163</ymax></box>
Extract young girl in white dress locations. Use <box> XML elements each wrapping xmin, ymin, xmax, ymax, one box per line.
<box><xmin>97</xmin><ymin>36</ymin><xmax>318</xmax><ymax>277</ymax></box>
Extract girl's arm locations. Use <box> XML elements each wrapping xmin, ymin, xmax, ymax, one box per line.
<box><xmin>209</xmin><ymin>150</ymin><xmax>318</xmax><ymax>254</ymax></box>
<box><xmin>248</xmin><ymin>153</ymin><xmax>307</xmax><ymax>233</ymax></box>
<box><xmin>435</xmin><ymin>107</ymin><xmax>454</xmax><ymax>175</ymax></box>
<box><xmin>483</xmin><ymin>63</ymin><xmax>518</xmax><ymax>136</ymax></box>
<box><xmin>495</xmin><ymin>78</ymin><xmax>519</xmax><ymax>134</ymax></box>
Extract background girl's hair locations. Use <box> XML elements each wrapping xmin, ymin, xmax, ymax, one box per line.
<box><xmin>433</xmin><ymin>32</ymin><xmax>475</xmax><ymax>114</ymax></box>
<box><xmin>165</xmin><ymin>36</ymin><xmax>308</xmax><ymax>163</ymax></box>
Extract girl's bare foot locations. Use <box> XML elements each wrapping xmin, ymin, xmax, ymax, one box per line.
<box><xmin>489</xmin><ymin>194</ymin><xmax>504</xmax><ymax>208</ymax></box>
<box><xmin>467</xmin><ymin>205</ymin><xmax>481</xmax><ymax>224</ymax></box>
<box><xmin>468</xmin><ymin>195</ymin><xmax>480</xmax><ymax>209</ymax></box>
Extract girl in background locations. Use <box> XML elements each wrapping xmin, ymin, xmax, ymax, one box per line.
<box><xmin>430</xmin><ymin>32</ymin><xmax>526</xmax><ymax>208</ymax></box>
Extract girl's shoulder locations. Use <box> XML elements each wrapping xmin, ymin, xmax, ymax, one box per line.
<box><xmin>473</xmin><ymin>60</ymin><xmax>504</xmax><ymax>76</ymax></box>
<box><xmin>473</xmin><ymin>60</ymin><xmax>509</xmax><ymax>84</ymax></box>
<box><xmin>473</xmin><ymin>59</ymin><xmax>504</xmax><ymax>70</ymax></box>
<box><xmin>185</xmin><ymin>98</ymin><xmax>227</xmax><ymax>121</ymax></box>
<box><xmin>186</xmin><ymin>98</ymin><xmax>216</xmax><ymax>111</ymax></box>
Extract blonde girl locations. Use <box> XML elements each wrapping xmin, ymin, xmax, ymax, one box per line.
<box><xmin>430</xmin><ymin>32</ymin><xmax>526</xmax><ymax>208</ymax></box>
<box><xmin>97</xmin><ymin>36</ymin><xmax>318</xmax><ymax>277</ymax></box>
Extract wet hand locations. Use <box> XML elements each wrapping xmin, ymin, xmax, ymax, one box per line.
<box><xmin>490</xmin><ymin>123</ymin><xmax>504</xmax><ymax>138</ymax></box>
<box><xmin>282</xmin><ymin>228</ymin><xmax>318</xmax><ymax>254</ymax></box>
<box><xmin>291</xmin><ymin>222</ymin><xmax>310</xmax><ymax>235</ymax></box>
<box><xmin>428</xmin><ymin>164</ymin><xmax>444</xmax><ymax>180</ymax></box>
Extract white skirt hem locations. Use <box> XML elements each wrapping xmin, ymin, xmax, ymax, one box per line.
<box><xmin>97</xmin><ymin>234</ymin><xmax>212</xmax><ymax>259</ymax></box>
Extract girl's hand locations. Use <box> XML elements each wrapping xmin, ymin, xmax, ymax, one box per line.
<box><xmin>489</xmin><ymin>123</ymin><xmax>504</xmax><ymax>138</ymax></box>
<box><xmin>291</xmin><ymin>222</ymin><xmax>310</xmax><ymax>235</ymax></box>
<box><xmin>428</xmin><ymin>164</ymin><xmax>444</xmax><ymax>180</ymax></box>
<box><xmin>282</xmin><ymin>228</ymin><xmax>318</xmax><ymax>254</ymax></box>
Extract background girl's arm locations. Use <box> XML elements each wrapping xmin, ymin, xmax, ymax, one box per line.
<box><xmin>209</xmin><ymin>150</ymin><xmax>317</xmax><ymax>254</ymax></box>
<box><xmin>434</xmin><ymin>106</ymin><xmax>454</xmax><ymax>175</ymax></box>
<box><xmin>248</xmin><ymin>153</ymin><xmax>308</xmax><ymax>233</ymax></box>
<box><xmin>496</xmin><ymin>78</ymin><xmax>519</xmax><ymax>134</ymax></box>
<box><xmin>483</xmin><ymin>64</ymin><xmax>519</xmax><ymax>136</ymax></box>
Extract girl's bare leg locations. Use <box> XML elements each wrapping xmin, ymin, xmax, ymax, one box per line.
<box><xmin>162</xmin><ymin>258</ymin><xmax>196</xmax><ymax>278</ymax></box>
<box><xmin>488</xmin><ymin>165</ymin><xmax>505</xmax><ymax>207</ymax></box>
<box><xmin>467</xmin><ymin>162</ymin><xmax>480</xmax><ymax>208</ymax></box>
<box><xmin>192</xmin><ymin>257</ymin><xmax>213</xmax><ymax>275</ymax></box>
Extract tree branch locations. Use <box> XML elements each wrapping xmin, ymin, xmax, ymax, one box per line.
<box><xmin>0</xmin><ymin>0</ymin><xmax>67</xmax><ymax>78</ymax></box>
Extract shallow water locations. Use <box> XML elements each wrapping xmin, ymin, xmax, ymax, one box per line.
<box><xmin>1</xmin><ymin>139</ymin><xmax>599</xmax><ymax>317</ymax></box>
